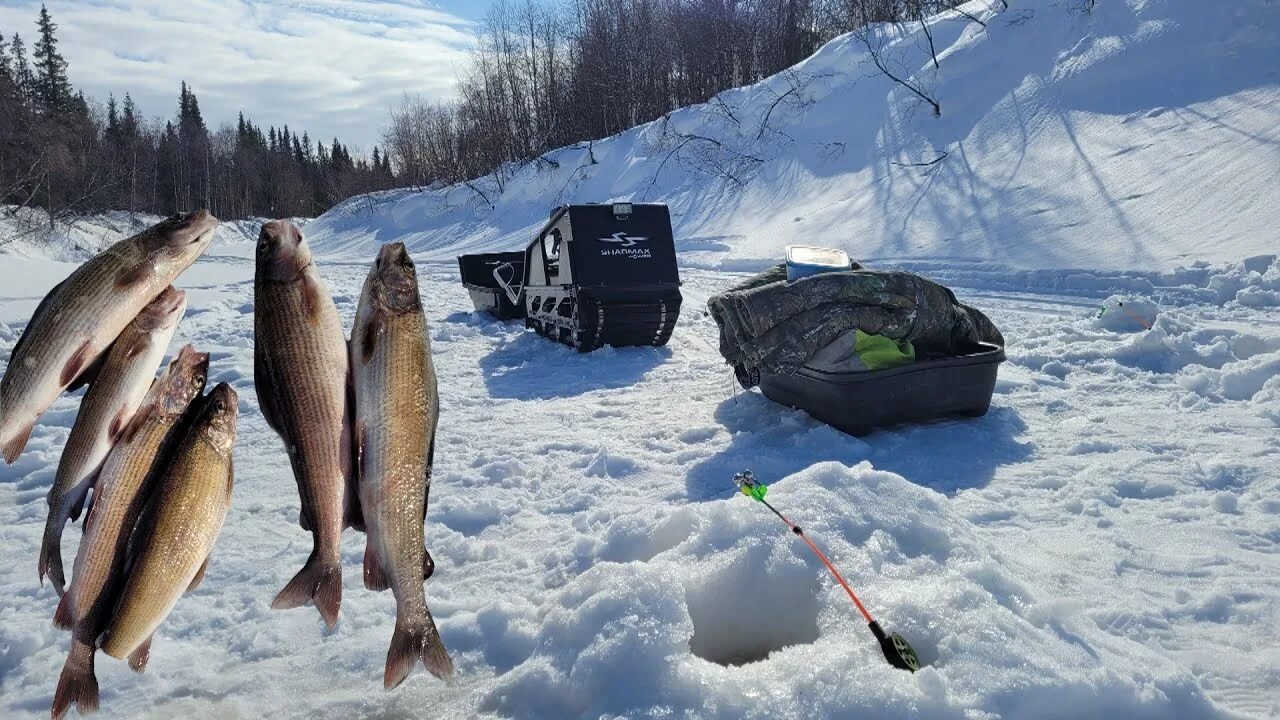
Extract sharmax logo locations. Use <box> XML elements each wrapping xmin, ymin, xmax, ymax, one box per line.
<box><xmin>598</xmin><ymin>232</ymin><xmax>649</xmax><ymax>247</ymax></box>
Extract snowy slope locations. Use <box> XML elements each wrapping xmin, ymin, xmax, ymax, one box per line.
<box><xmin>1</xmin><ymin>1</ymin><xmax>1279</xmax><ymax>719</ymax></box>
<box><xmin>0</xmin><ymin>206</ymin><xmax>306</xmax><ymax>261</ymax></box>
<box><xmin>306</xmin><ymin>0</ymin><xmax>1280</xmax><ymax>276</ymax></box>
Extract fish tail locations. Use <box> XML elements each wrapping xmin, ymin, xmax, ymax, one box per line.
<box><xmin>1</xmin><ymin>419</ymin><xmax>33</xmax><ymax>465</ymax></box>
<box><xmin>39</xmin><ymin>513</ymin><xmax>68</xmax><ymax>595</ymax></box>
<box><xmin>51</xmin><ymin>640</ymin><xmax>98</xmax><ymax>720</ymax></box>
<box><xmin>383</xmin><ymin>613</ymin><xmax>454</xmax><ymax>690</ymax></box>
<box><xmin>52</xmin><ymin>592</ymin><xmax>74</xmax><ymax>630</ymax></box>
<box><xmin>270</xmin><ymin>550</ymin><xmax>342</xmax><ymax>629</ymax></box>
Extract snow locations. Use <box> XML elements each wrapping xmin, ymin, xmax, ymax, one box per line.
<box><xmin>2</xmin><ymin>0</ymin><xmax>1279</xmax><ymax>718</ymax></box>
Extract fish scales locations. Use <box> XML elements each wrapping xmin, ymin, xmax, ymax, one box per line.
<box><xmin>50</xmin><ymin>348</ymin><xmax>208</xmax><ymax>719</ymax></box>
<box><xmin>101</xmin><ymin>383</ymin><xmax>236</xmax><ymax>662</ymax></box>
<box><xmin>254</xmin><ymin>220</ymin><xmax>349</xmax><ymax>628</ymax></box>
<box><xmin>353</xmin><ymin>242</ymin><xmax>452</xmax><ymax>689</ymax></box>
<box><xmin>40</xmin><ymin>287</ymin><xmax>186</xmax><ymax>593</ymax></box>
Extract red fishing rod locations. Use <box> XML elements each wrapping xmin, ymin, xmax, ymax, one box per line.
<box><xmin>732</xmin><ymin>470</ymin><xmax>920</xmax><ymax>672</ymax></box>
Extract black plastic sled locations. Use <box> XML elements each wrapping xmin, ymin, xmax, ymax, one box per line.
<box><xmin>523</xmin><ymin>202</ymin><xmax>682</xmax><ymax>352</ymax></box>
<box><xmin>458</xmin><ymin>251</ymin><xmax>526</xmax><ymax>320</ymax></box>
<box><xmin>759</xmin><ymin>342</ymin><xmax>1006</xmax><ymax>436</ymax></box>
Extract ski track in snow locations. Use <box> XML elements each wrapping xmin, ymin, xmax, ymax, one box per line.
<box><xmin>0</xmin><ymin>248</ymin><xmax>1277</xmax><ymax>719</ymax></box>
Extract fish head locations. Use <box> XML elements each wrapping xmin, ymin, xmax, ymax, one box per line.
<box><xmin>144</xmin><ymin>210</ymin><xmax>219</xmax><ymax>268</ymax></box>
<box><xmin>134</xmin><ymin>286</ymin><xmax>188</xmax><ymax>333</ymax></box>
<box><xmin>366</xmin><ymin>242</ymin><xmax>421</xmax><ymax>314</ymax></box>
<box><xmin>198</xmin><ymin>382</ymin><xmax>239</xmax><ymax>456</ymax></box>
<box><xmin>255</xmin><ymin>220</ymin><xmax>313</xmax><ymax>283</ymax></box>
<box><xmin>156</xmin><ymin>345</ymin><xmax>210</xmax><ymax>420</ymax></box>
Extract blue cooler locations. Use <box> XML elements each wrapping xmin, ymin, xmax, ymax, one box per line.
<box><xmin>785</xmin><ymin>245</ymin><xmax>853</xmax><ymax>281</ymax></box>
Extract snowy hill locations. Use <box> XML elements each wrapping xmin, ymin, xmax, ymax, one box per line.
<box><xmin>308</xmin><ymin>0</ymin><xmax>1280</xmax><ymax>279</ymax></box>
<box><xmin>1</xmin><ymin>1</ymin><xmax>1279</xmax><ymax>719</ymax></box>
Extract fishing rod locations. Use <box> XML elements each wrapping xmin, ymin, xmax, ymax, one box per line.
<box><xmin>732</xmin><ymin>470</ymin><xmax>920</xmax><ymax>672</ymax></box>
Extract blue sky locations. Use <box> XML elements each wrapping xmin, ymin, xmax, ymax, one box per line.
<box><xmin>0</xmin><ymin>1</ymin><xmax>492</xmax><ymax>152</ymax></box>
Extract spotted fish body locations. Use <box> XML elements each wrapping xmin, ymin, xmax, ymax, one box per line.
<box><xmin>39</xmin><ymin>286</ymin><xmax>188</xmax><ymax>595</ymax></box>
<box><xmin>352</xmin><ymin>243</ymin><xmax>453</xmax><ymax>688</ymax></box>
<box><xmin>254</xmin><ymin>220</ymin><xmax>351</xmax><ymax>629</ymax></box>
<box><xmin>50</xmin><ymin>346</ymin><xmax>209</xmax><ymax>720</ymax></box>
<box><xmin>101</xmin><ymin>382</ymin><xmax>237</xmax><ymax>662</ymax></box>
<box><xmin>0</xmin><ymin>210</ymin><xmax>217</xmax><ymax>464</ymax></box>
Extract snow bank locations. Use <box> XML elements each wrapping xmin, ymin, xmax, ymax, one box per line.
<box><xmin>481</xmin><ymin>462</ymin><xmax>1222</xmax><ymax>719</ymax></box>
<box><xmin>0</xmin><ymin>206</ymin><xmax>307</xmax><ymax>261</ymax></box>
<box><xmin>306</xmin><ymin>0</ymin><xmax>1280</xmax><ymax>278</ymax></box>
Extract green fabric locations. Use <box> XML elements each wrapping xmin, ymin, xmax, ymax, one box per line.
<box><xmin>854</xmin><ymin>330</ymin><xmax>916</xmax><ymax>370</ymax></box>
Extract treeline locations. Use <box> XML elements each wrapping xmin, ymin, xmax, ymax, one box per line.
<box><xmin>383</xmin><ymin>0</ymin><xmax>973</xmax><ymax>188</ymax></box>
<box><xmin>0</xmin><ymin>4</ymin><xmax>395</xmax><ymax>224</ymax></box>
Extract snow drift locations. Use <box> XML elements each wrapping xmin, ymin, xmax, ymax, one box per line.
<box><xmin>307</xmin><ymin>0</ymin><xmax>1280</xmax><ymax>278</ymax></box>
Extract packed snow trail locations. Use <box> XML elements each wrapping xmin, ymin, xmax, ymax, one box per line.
<box><xmin>1</xmin><ymin>248</ymin><xmax>1277</xmax><ymax>718</ymax></box>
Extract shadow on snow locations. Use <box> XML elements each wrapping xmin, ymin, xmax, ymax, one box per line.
<box><xmin>479</xmin><ymin>330</ymin><xmax>671</xmax><ymax>400</ymax></box>
<box><xmin>685</xmin><ymin>390</ymin><xmax>1032</xmax><ymax>500</ymax></box>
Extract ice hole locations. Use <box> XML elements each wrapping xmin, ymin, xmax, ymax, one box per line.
<box><xmin>686</xmin><ymin>554</ymin><xmax>821</xmax><ymax>666</ymax></box>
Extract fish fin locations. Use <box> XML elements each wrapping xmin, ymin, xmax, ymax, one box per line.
<box><xmin>342</xmin><ymin>370</ymin><xmax>363</xmax><ymax>532</ymax></box>
<box><xmin>66</xmin><ymin>345</ymin><xmax>108</xmax><ymax>392</ymax></box>
<box><xmin>2</xmin><ymin>421</ymin><xmax>33</xmax><ymax>464</ymax></box>
<box><xmin>424</xmin><ymin>548</ymin><xmax>435</xmax><ymax>580</ymax></box>
<box><xmin>51</xmin><ymin>647</ymin><xmax>98</xmax><ymax>719</ymax></box>
<box><xmin>271</xmin><ymin>552</ymin><xmax>342</xmax><ymax>629</ymax></box>
<box><xmin>120</xmin><ymin>402</ymin><xmax>155</xmax><ymax>445</ymax></box>
<box><xmin>9</xmin><ymin>277</ymin><xmax>65</xmax><ymax>363</ymax></box>
<box><xmin>188</xmin><ymin>556</ymin><xmax>210</xmax><ymax>592</ymax></box>
<box><xmin>384</xmin><ymin>617</ymin><xmax>454</xmax><ymax>689</ymax></box>
<box><xmin>114</xmin><ymin>263</ymin><xmax>154</xmax><ymax>289</ymax></box>
<box><xmin>40</xmin><ymin>517</ymin><xmax>68</xmax><ymax>595</ymax></box>
<box><xmin>298</xmin><ymin>509</ymin><xmax>311</xmax><ymax>532</ymax></box>
<box><xmin>422</xmin><ymin>430</ymin><xmax>436</xmax><ymax>523</ymax></box>
<box><xmin>363</xmin><ymin>541</ymin><xmax>391</xmax><ymax>592</ymax></box>
<box><xmin>52</xmin><ymin>592</ymin><xmax>74</xmax><ymax>630</ymax></box>
<box><xmin>128</xmin><ymin>635</ymin><xmax>152</xmax><ymax>672</ymax></box>
<box><xmin>346</xmin><ymin>414</ymin><xmax>365</xmax><ymax>531</ymax></box>
<box><xmin>108</xmin><ymin>404</ymin><xmax>133</xmax><ymax>444</ymax></box>
<box><xmin>69</xmin><ymin>485</ymin><xmax>90</xmax><ymax>523</ymax></box>
<box><xmin>301</xmin><ymin>273</ymin><xmax>324</xmax><ymax>323</ymax></box>
<box><xmin>226</xmin><ymin>456</ymin><xmax>234</xmax><ymax>501</ymax></box>
<box><xmin>120</xmin><ymin>328</ymin><xmax>153</xmax><ymax>361</ymax></box>
<box><xmin>360</xmin><ymin>316</ymin><xmax>382</xmax><ymax>365</ymax></box>
<box><xmin>253</xmin><ymin>345</ymin><xmax>284</xmax><ymax>435</ymax></box>
<box><xmin>60</xmin><ymin>340</ymin><xmax>96</xmax><ymax>388</ymax></box>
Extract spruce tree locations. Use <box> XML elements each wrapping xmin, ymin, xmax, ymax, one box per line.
<box><xmin>33</xmin><ymin>4</ymin><xmax>71</xmax><ymax>111</ymax></box>
<box><xmin>10</xmin><ymin>33</ymin><xmax>35</xmax><ymax>101</ymax></box>
<box><xmin>0</xmin><ymin>30</ymin><xmax>10</xmax><ymax>79</ymax></box>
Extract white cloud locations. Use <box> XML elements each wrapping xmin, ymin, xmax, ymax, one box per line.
<box><xmin>0</xmin><ymin>0</ymin><xmax>477</xmax><ymax>152</ymax></box>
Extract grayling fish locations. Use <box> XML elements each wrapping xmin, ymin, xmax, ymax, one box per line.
<box><xmin>0</xmin><ymin>211</ymin><xmax>217</xmax><ymax>464</ymax></box>
<box><xmin>100</xmin><ymin>383</ymin><xmax>236</xmax><ymax>663</ymax></box>
<box><xmin>39</xmin><ymin>286</ymin><xmax>187</xmax><ymax>595</ymax></box>
<box><xmin>50</xmin><ymin>346</ymin><xmax>208</xmax><ymax>720</ymax></box>
<box><xmin>351</xmin><ymin>243</ymin><xmax>453</xmax><ymax>688</ymax></box>
<box><xmin>254</xmin><ymin>220</ymin><xmax>352</xmax><ymax>628</ymax></box>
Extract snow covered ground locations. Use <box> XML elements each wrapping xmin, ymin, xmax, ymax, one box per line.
<box><xmin>2</xmin><ymin>0</ymin><xmax>1279</xmax><ymax>717</ymax></box>
<box><xmin>1</xmin><ymin>256</ymin><xmax>1277</xmax><ymax>718</ymax></box>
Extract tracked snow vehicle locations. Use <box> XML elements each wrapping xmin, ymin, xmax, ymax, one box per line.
<box><xmin>458</xmin><ymin>251</ymin><xmax>526</xmax><ymax>320</ymax></box>
<box><xmin>522</xmin><ymin>203</ymin><xmax>682</xmax><ymax>351</ymax></box>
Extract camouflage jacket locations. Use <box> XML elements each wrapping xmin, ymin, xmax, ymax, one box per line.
<box><xmin>707</xmin><ymin>264</ymin><xmax>1004</xmax><ymax>388</ymax></box>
